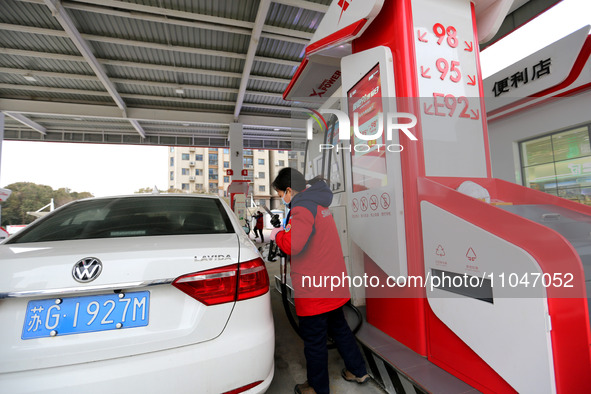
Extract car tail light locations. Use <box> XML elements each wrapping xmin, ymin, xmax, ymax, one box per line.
<box><xmin>173</xmin><ymin>265</ymin><xmax>238</xmax><ymax>306</ymax></box>
<box><xmin>173</xmin><ymin>258</ymin><xmax>269</xmax><ymax>305</ymax></box>
<box><xmin>237</xmin><ymin>257</ymin><xmax>269</xmax><ymax>301</ymax></box>
<box><xmin>222</xmin><ymin>380</ymin><xmax>263</xmax><ymax>394</ymax></box>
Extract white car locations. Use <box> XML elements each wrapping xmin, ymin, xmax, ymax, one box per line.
<box><xmin>0</xmin><ymin>194</ymin><xmax>274</xmax><ymax>393</ymax></box>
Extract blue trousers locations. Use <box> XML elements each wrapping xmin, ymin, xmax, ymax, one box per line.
<box><xmin>298</xmin><ymin>305</ymin><xmax>367</xmax><ymax>394</ymax></box>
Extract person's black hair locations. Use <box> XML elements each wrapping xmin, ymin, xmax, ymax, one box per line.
<box><xmin>272</xmin><ymin>167</ymin><xmax>325</xmax><ymax>192</ymax></box>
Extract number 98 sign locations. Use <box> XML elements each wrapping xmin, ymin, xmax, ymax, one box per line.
<box><xmin>433</xmin><ymin>23</ymin><xmax>458</xmax><ymax>48</ymax></box>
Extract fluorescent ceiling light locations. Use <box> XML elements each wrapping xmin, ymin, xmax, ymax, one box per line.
<box><xmin>175</xmin><ymin>88</ymin><xmax>184</xmax><ymax>94</ymax></box>
<box><xmin>23</xmin><ymin>74</ymin><xmax>37</xmax><ymax>82</ymax></box>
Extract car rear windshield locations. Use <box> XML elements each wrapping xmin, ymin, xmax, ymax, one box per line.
<box><xmin>6</xmin><ymin>196</ymin><xmax>235</xmax><ymax>244</ymax></box>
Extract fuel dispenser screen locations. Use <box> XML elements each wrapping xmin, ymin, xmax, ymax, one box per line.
<box><xmin>348</xmin><ymin>64</ymin><xmax>388</xmax><ymax>192</ymax></box>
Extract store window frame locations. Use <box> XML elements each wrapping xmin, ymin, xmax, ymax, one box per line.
<box><xmin>519</xmin><ymin>124</ymin><xmax>591</xmax><ymax>204</ymax></box>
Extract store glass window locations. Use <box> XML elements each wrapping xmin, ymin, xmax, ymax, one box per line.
<box><xmin>521</xmin><ymin>126</ymin><xmax>591</xmax><ymax>204</ymax></box>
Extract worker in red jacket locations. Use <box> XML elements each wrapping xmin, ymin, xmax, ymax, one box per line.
<box><xmin>253</xmin><ymin>210</ymin><xmax>265</xmax><ymax>242</ymax></box>
<box><xmin>270</xmin><ymin>168</ymin><xmax>369</xmax><ymax>394</ymax></box>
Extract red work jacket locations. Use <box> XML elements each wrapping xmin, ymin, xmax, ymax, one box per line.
<box><xmin>275</xmin><ymin>181</ymin><xmax>350</xmax><ymax>316</ymax></box>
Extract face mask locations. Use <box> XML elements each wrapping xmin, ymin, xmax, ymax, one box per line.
<box><xmin>281</xmin><ymin>189</ymin><xmax>290</xmax><ymax>206</ymax></box>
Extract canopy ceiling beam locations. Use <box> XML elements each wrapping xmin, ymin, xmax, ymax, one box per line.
<box><xmin>234</xmin><ymin>0</ymin><xmax>272</xmax><ymax>121</ymax></box>
<box><xmin>3</xmin><ymin>111</ymin><xmax>47</xmax><ymax>135</ymax></box>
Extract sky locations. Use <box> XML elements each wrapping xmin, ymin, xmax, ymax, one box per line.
<box><xmin>0</xmin><ymin>141</ymin><xmax>168</xmax><ymax>197</ymax></box>
<box><xmin>1</xmin><ymin>0</ymin><xmax>590</xmax><ymax>197</ymax></box>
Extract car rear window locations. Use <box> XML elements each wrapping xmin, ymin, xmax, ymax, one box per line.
<box><xmin>6</xmin><ymin>196</ymin><xmax>235</xmax><ymax>244</ymax></box>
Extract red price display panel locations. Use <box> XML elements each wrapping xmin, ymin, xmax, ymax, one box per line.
<box><xmin>347</xmin><ymin>64</ymin><xmax>387</xmax><ymax>192</ymax></box>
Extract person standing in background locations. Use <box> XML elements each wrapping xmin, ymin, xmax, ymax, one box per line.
<box><xmin>253</xmin><ymin>210</ymin><xmax>265</xmax><ymax>242</ymax></box>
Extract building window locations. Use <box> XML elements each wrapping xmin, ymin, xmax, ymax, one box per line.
<box><xmin>209</xmin><ymin>154</ymin><xmax>218</xmax><ymax>166</ymax></box>
<box><xmin>224</xmin><ymin>176</ymin><xmax>229</xmax><ymax>183</ymax></box>
<box><xmin>195</xmin><ymin>169</ymin><xmax>202</xmax><ymax>176</ymax></box>
<box><xmin>170</xmin><ymin>147</ymin><xmax>174</xmax><ymax>152</ymax></box>
<box><xmin>223</xmin><ymin>148</ymin><xmax>229</xmax><ymax>154</ymax></box>
<box><xmin>258</xmin><ymin>158</ymin><xmax>265</xmax><ymax>165</ymax></box>
<box><xmin>181</xmin><ymin>168</ymin><xmax>190</xmax><ymax>175</ymax></box>
<box><xmin>278</xmin><ymin>150</ymin><xmax>284</xmax><ymax>154</ymax></box>
<box><xmin>209</xmin><ymin>168</ymin><xmax>218</xmax><ymax>180</ymax></box>
<box><xmin>520</xmin><ymin>125</ymin><xmax>591</xmax><ymax>204</ymax></box>
<box><xmin>182</xmin><ymin>153</ymin><xmax>190</xmax><ymax>160</ymax></box>
<box><xmin>244</xmin><ymin>150</ymin><xmax>253</xmax><ymax>155</ymax></box>
<box><xmin>258</xmin><ymin>172</ymin><xmax>265</xmax><ymax>179</ymax></box>
<box><xmin>209</xmin><ymin>182</ymin><xmax>218</xmax><ymax>191</ymax></box>
<box><xmin>181</xmin><ymin>183</ymin><xmax>189</xmax><ymax>191</ymax></box>
<box><xmin>170</xmin><ymin>157</ymin><xmax>174</xmax><ymax>166</ymax></box>
<box><xmin>244</xmin><ymin>157</ymin><xmax>253</xmax><ymax>168</ymax></box>
<box><xmin>223</xmin><ymin>161</ymin><xmax>229</xmax><ymax>168</ymax></box>
<box><xmin>170</xmin><ymin>171</ymin><xmax>174</xmax><ymax>181</ymax></box>
<box><xmin>278</xmin><ymin>160</ymin><xmax>285</xmax><ymax>166</ymax></box>
<box><xmin>195</xmin><ymin>154</ymin><xmax>203</xmax><ymax>161</ymax></box>
<box><xmin>259</xmin><ymin>185</ymin><xmax>265</xmax><ymax>192</ymax></box>
<box><xmin>196</xmin><ymin>183</ymin><xmax>203</xmax><ymax>190</ymax></box>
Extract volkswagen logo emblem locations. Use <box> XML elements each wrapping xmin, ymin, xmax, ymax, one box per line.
<box><xmin>72</xmin><ymin>257</ymin><xmax>103</xmax><ymax>283</ymax></box>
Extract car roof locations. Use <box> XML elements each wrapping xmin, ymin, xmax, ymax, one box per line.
<box><xmin>79</xmin><ymin>193</ymin><xmax>222</xmax><ymax>202</ymax></box>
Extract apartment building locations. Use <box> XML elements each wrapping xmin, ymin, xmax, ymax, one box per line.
<box><xmin>168</xmin><ymin>147</ymin><xmax>305</xmax><ymax>209</ymax></box>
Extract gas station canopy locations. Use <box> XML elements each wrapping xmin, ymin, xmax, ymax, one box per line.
<box><xmin>0</xmin><ymin>0</ymin><xmax>560</xmax><ymax>150</ymax></box>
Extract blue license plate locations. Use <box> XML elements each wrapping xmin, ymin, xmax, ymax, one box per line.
<box><xmin>22</xmin><ymin>291</ymin><xmax>150</xmax><ymax>339</ymax></box>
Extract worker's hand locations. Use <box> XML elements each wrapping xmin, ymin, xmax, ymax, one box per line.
<box><xmin>270</xmin><ymin>226</ymin><xmax>283</xmax><ymax>241</ymax></box>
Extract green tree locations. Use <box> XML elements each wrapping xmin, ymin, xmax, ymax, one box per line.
<box><xmin>1</xmin><ymin>183</ymin><xmax>93</xmax><ymax>226</ymax></box>
<box><xmin>53</xmin><ymin>188</ymin><xmax>92</xmax><ymax>207</ymax></box>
